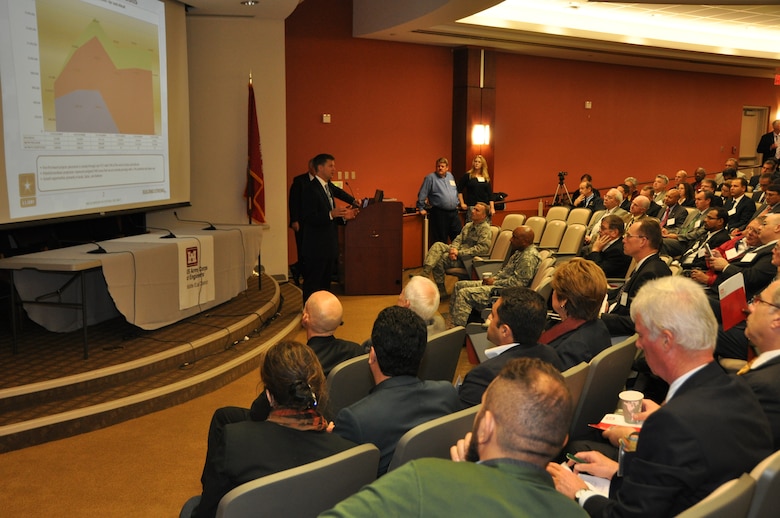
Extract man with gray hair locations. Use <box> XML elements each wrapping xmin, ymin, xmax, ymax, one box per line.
<box><xmin>583</xmin><ymin>188</ymin><xmax>629</xmax><ymax>246</ymax></box>
<box><xmin>651</xmin><ymin>174</ymin><xmax>669</xmax><ymax>205</ymax></box>
<box><xmin>398</xmin><ymin>275</ymin><xmax>446</xmax><ymax>336</ymax></box>
<box><xmin>548</xmin><ymin>276</ymin><xmax>772</xmax><ymax>517</ymax></box>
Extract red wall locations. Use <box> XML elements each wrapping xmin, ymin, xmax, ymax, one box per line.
<box><xmin>285</xmin><ymin>0</ymin><xmax>780</xmax><ymax>264</ymax></box>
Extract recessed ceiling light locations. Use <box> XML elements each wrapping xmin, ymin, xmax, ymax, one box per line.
<box><xmin>241</xmin><ymin>1</ymin><xmax>258</xmax><ymax>6</ymax></box>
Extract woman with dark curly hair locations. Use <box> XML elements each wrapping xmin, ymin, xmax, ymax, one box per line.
<box><xmin>183</xmin><ymin>341</ymin><xmax>356</xmax><ymax>518</ymax></box>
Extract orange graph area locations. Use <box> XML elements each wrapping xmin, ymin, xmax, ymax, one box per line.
<box><xmin>54</xmin><ymin>36</ymin><xmax>154</xmax><ymax>135</ymax></box>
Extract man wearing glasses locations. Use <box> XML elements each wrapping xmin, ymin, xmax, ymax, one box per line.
<box><xmin>741</xmin><ymin>280</ymin><xmax>780</xmax><ymax>449</ymax></box>
<box><xmin>601</xmin><ymin>219</ymin><xmax>671</xmax><ymax>337</ymax></box>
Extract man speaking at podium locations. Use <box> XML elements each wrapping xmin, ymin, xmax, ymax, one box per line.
<box><xmin>300</xmin><ymin>153</ymin><xmax>358</xmax><ymax>302</ymax></box>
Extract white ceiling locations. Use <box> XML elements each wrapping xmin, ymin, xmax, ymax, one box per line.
<box><xmin>182</xmin><ymin>0</ymin><xmax>780</xmax><ymax>77</ymax></box>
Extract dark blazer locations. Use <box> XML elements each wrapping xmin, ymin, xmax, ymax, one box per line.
<box><xmin>757</xmin><ymin>131</ymin><xmax>778</xmax><ymax>160</ymax></box>
<box><xmin>545</xmin><ymin>319</ymin><xmax>612</xmax><ymax>371</ymax></box>
<box><xmin>679</xmin><ymin>228</ymin><xmax>731</xmax><ymax>270</ymax></box>
<box><xmin>575</xmin><ymin>194</ymin><xmax>605</xmax><ymax>212</ymax></box>
<box><xmin>584</xmin><ymin>362</ymin><xmax>773</xmax><ymax>517</ymax></box>
<box><xmin>307</xmin><ymin>335</ymin><xmax>364</xmax><ymax>377</ymax></box>
<box><xmin>742</xmin><ymin>356</ymin><xmax>780</xmax><ymax>450</ymax></box>
<box><xmin>334</xmin><ymin>375</ymin><xmax>460</xmax><ymax>475</ymax></box>
<box><xmin>586</xmin><ymin>237</ymin><xmax>632</xmax><ymax>278</ymax></box>
<box><xmin>601</xmin><ymin>253</ymin><xmax>672</xmax><ymax>336</ymax></box>
<box><xmin>712</xmin><ymin>241</ymin><xmax>777</xmax><ymax>300</ymax></box>
<box><xmin>656</xmin><ymin>203</ymin><xmax>688</xmax><ymax>232</ymax></box>
<box><xmin>193</xmin><ymin>420</ymin><xmax>357</xmax><ymax>518</ymax></box>
<box><xmin>725</xmin><ymin>195</ymin><xmax>756</xmax><ymax>231</ymax></box>
<box><xmin>300</xmin><ymin>177</ymin><xmax>355</xmax><ymax>298</ymax></box>
<box><xmin>289</xmin><ymin>171</ymin><xmax>311</xmax><ymax>227</ymax></box>
<box><xmin>458</xmin><ymin>342</ymin><xmax>563</xmax><ymax>408</ymax></box>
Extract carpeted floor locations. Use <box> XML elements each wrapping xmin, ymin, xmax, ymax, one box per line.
<box><xmin>0</xmin><ymin>274</ymin><xmax>475</xmax><ymax>517</ymax></box>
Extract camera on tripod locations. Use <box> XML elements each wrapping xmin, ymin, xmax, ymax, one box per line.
<box><xmin>557</xmin><ymin>171</ymin><xmax>568</xmax><ymax>185</ymax></box>
<box><xmin>552</xmin><ymin>171</ymin><xmax>573</xmax><ymax>206</ymax></box>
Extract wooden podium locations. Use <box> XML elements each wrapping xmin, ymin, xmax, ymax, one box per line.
<box><xmin>340</xmin><ymin>201</ymin><xmax>403</xmax><ymax>295</ymax></box>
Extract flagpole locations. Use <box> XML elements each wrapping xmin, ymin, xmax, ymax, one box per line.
<box><xmin>246</xmin><ymin>72</ymin><xmax>253</xmax><ymax>225</ymax></box>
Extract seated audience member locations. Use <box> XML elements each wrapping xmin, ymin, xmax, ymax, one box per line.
<box><xmin>332</xmin><ymin>306</ymin><xmax>460</xmax><ymax>475</ymax></box>
<box><xmin>540</xmin><ymin>259</ymin><xmax>611</xmax><ymax>370</ymax></box>
<box><xmin>182</xmin><ymin>341</ymin><xmax>357</xmax><ymax>518</ymax></box>
<box><xmin>751</xmin><ymin>182</ymin><xmax>780</xmax><ymax>220</ymax></box>
<box><xmin>641</xmin><ymin>186</ymin><xmax>661</xmax><ymax>218</ymax></box>
<box><xmin>449</xmin><ymin>226</ymin><xmax>539</xmax><ymax>327</ymax></box>
<box><xmin>692</xmin><ymin>167</ymin><xmax>706</xmax><ymax>192</ymax></box>
<box><xmin>674</xmin><ymin>169</ymin><xmax>688</xmax><ymax>185</ymax></box>
<box><xmin>547</xmin><ymin>276</ymin><xmax>773</xmax><ymax>517</ymax></box>
<box><xmin>699</xmin><ymin>178</ymin><xmax>723</xmax><ymax>207</ymax></box>
<box><xmin>716</xmin><ymin>240</ymin><xmax>780</xmax><ymax>360</ymax></box>
<box><xmin>417</xmin><ymin>202</ymin><xmax>493</xmax><ymax>296</ymax></box>
<box><xmin>717</xmin><ymin>167</ymin><xmax>738</xmax><ymax>192</ymax></box>
<box><xmin>623</xmin><ymin>176</ymin><xmax>638</xmax><ymax>201</ymax></box>
<box><xmin>662</xmin><ymin>190</ymin><xmax>714</xmax><ymax>257</ymax></box>
<box><xmin>677</xmin><ymin>181</ymin><xmax>695</xmax><ymax>207</ymax></box>
<box><xmin>584</xmin><ymin>215</ymin><xmax>631</xmax><ymax>278</ymax></box>
<box><xmin>678</xmin><ymin>207</ymin><xmax>730</xmax><ymax>271</ymax></box>
<box><xmin>616</xmin><ymin>183</ymin><xmax>632</xmax><ymax>212</ymax></box>
<box><xmin>752</xmin><ymin>173</ymin><xmax>772</xmax><ymax>202</ymax></box>
<box><xmin>689</xmin><ymin>217</ymin><xmax>761</xmax><ymax>287</ymax></box>
<box><xmin>202</xmin><ymin>291</ymin><xmax>364</xmax><ymax>441</ymax></box>
<box><xmin>601</xmin><ymin>219</ymin><xmax>671</xmax><ymax>337</ymax></box>
<box><xmin>583</xmin><ymin>188</ymin><xmax>630</xmax><ymax>246</ymax></box>
<box><xmin>656</xmin><ymin>189</ymin><xmax>688</xmax><ymax>233</ymax></box>
<box><xmin>361</xmin><ymin>275</ymin><xmax>447</xmax><ymax>351</ymax></box>
<box><xmin>651</xmin><ymin>174</ymin><xmax>669</xmax><ymax>205</ymax></box>
<box><xmin>398</xmin><ymin>275</ymin><xmax>446</xmax><ymax>337</ymax></box>
<box><xmin>626</xmin><ymin>195</ymin><xmax>651</xmax><ymax>228</ymax></box>
<box><xmin>704</xmin><ymin>212</ymin><xmax>780</xmax><ymax>304</ymax></box>
<box><xmin>322</xmin><ymin>358</ymin><xmax>586</xmax><ymax>518</ymax></box>
<box><xmin>573</xmin><ymin>180</ymin><xmax>604</xmax><ymax>211</ymax></box>
<box><xmin>741</xmin><ymin>279</ymin><xmax>780</xmax><ymax>449</ymax></box>
<box><xmin>458</xmin><ymin>287</ymin><xmax>563</xmax><ymax>408</ymax></box>
<box><xmin>725</xmin><ymin>177</ymin><xmax>754</xmax><ymax>233</ymax></box>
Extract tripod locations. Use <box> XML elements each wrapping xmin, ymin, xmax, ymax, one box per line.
<box><xmin>552</xmin><ymin>176</ymin><xmax>573</xmax><ymax>206</ymax></box>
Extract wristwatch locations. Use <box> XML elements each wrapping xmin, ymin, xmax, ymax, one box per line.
<box><xmin>574</xmin><ymin>488</ymin><xmax>590</xmax><ymax>504</ymax></box>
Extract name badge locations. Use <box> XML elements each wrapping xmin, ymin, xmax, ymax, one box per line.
<box><xmin>666</xmin><ymin>218</ymin><xmax>675</xmax><ymax>226</ymax></box>
<box><xmin>449</xmin><ymin>180</ymin><xmax>456</xmax><ymax>187</ymax></box>
<box><xmin>620</xmin><ymin>292</ymin><xmax>628</xmax><ymax>306</ymax></box>
<box><xmin>741</xmin><ymin>252</ymin><xmax>757</xmax><ymax>263</ymax></box>
<box><xmin>728</xmin><ymin>207</ymin><xmax>737</xmax><ymax>216</ymax></box>
<box><xmin>694</xmin><ymin>220</ymin><xmax>701</xmax><ymax>228</ymax></box>
<box><xmin>725</xmin><ymin>248</ymin><xmax>739</xmax><ymax>260</ymax></box>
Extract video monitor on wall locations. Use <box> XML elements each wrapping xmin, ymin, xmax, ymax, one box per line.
<box><xmin>0</xmin><ymin>0</ymin><xmax>190</xmax><ymax>227</ymax></box>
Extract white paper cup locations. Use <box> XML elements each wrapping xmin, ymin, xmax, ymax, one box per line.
<box><xmin>619</xmin><ymin>390</ymin><xmax>644</xmax><ymax>424</ymax></box>
<box><xmin>482</xmin><ymin>272</ymin><xmax>492</xmax><ymax>280</ymax></box>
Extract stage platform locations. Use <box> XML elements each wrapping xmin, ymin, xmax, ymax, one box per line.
<box><xmin>0</xmin><ymin>274</ymin><xmax>301</xmax><ymax>453</ymax></box>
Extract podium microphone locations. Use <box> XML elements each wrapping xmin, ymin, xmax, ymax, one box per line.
<box><xmin>87</xmin><ymin>241</ymin><xmax>108</xmax><ymax>254</ymax></box>
<box><xmin>344</xmin><ymin>182</ymin><xmax>361</xmax><ymax>208</ymax></box>
<box><xmin>174</xmin><ymin>211</ymin><xmax>216</xmax><ymax>230</ymax></box>
<box><xmin>144</xmin><ymin>226</ymin><xmax>177</xmax><ymax>239</ymax></box>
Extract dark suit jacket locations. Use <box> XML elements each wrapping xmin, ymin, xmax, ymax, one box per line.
<box><xmin>300</xmin><ymin>178</ymin><xmax>356</xmax><ymax>260</ymax></box>
<box><xmin>334</xmin><ymin>375</ymin><xmax>460</xmax><ymax>475</ymax></box>
<box><xmin>288</xmin><ymin>172</ymin><xmax>311</xmax><ymax>227</ymax></box>
<box><xmin>586</xmin><ymin>237</ymin><xmax>632</xmax><ymax>278</ymax></box>
<box><xmin>544</xmin><ymin>319</ymin><xmax>611</xmax><ymax>371</ymax></box>
<box><xmin>742</xmin><ymin>356</ymin><xmax>780</xmax><ymax>450</ymax></box>
<box><xmin>458</xmin><ymin>342</ymin><xmax>563</xmax><ymax>408</ymax></box>
<box><xmin>584</xmin><ymin>362</ymin><xmax>773</xmax><ymax>517</ymax></box>
<box><xmin>575</xmin><ymin>194</ymin><xmax>605</xmax><ymax>212</ymax></box>
<box><xmin>193</xmin><ymin>420</ymin><xmax>357</xmax><ymax>518</ymax></box>
<box><xmin>725</xmin><ymin>195</ymin><xmax>756</xmax><ymax>231</ymax></box>
<box><xmin>601</xmin><ymin>254</ymin><xmax>672</xmax><ymax>336</ymax></box>
<box><xmin>712</xmin><ymin>241</ymin><xmax>777</xmax><ymax>299</ymax></box>
<box><xmin>679</xmin><ymin>228</ymin><xmax>730</xmax><ymax>270</ymax></box>
<box><xmin>646</xmin><ymin>201</ymin><xmax>662</xmax><ymax>218</ymax></box>
<box><xmin>656</xmin><ymin>204</ymin><xmax>688</xmax><ymax>233</ymax></box>
<box><xmin>307</xmin><ymin>335</ymin><xmax>364</xmax><ymax>377</ymax></box>
<box><xmin>757</xmin><ymin>131</ymin><xmax>778</xmax><ymax>160</ymax></box>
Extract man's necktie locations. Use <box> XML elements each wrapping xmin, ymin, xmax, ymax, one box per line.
<box><xmin>660</xmin><ymin>206</ymin><xmax>671</xmax><ymax>226</ymax></box>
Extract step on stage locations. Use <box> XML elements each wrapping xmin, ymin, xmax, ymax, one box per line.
<box><xmin>0</xmin><ymin>275</ymin><xmax>301</xmax><ymax>453</ymax></box>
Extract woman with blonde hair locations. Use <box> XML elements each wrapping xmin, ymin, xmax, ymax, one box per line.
<box><xmin>184</xmin><ymin>341</ymin><xmax>356</xmax><ymax>518</ymax></box>
<box><xmin>458</xmin><ymin>154</ymin><xmax>495</xmax><ymax>220</ymax></box>
<box><xmin>539</xmin><ymin>258</ymin><xmax>611</xmax><ymax>370</ymax></box>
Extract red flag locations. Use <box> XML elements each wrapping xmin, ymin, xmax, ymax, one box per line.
<box><xmin>246</xmin><ymin>78</ymin><xmax>265</xmax><ymax>223</ymax></box>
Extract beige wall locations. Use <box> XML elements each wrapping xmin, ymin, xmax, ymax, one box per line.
<box><xmin>149</xmin><ymin>15</ymin><xmax>289</xmax><ymax>279</ymax></box>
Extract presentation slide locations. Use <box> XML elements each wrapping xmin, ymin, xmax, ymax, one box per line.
<box><xmin>0</xmin><ymin>0</ymin><xmax>170</xmax><ymax>223</ymax></box>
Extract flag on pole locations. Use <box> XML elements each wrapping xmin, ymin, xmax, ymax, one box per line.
<box><xmin>246</xmin><ymin>76</ymin><xmax>266</xmax><ymax>223</ymax></box>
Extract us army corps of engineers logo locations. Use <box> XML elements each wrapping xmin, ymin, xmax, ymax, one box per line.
<box><xmin>19</xmin><ymin>173</ymin><xmax>36</xmax><ymax>207</ymax></box>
